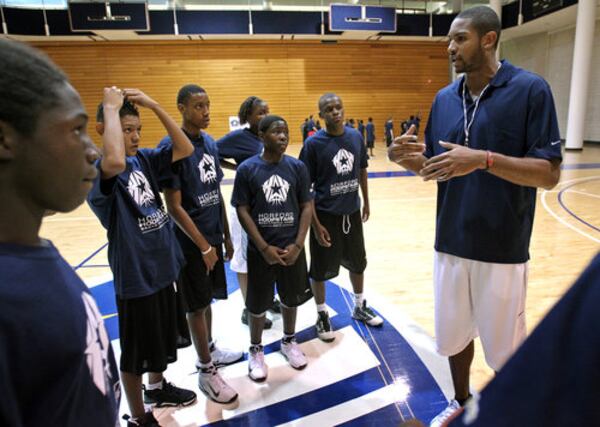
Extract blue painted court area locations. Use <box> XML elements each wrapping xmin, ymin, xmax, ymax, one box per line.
<box><xmin>88</xmin><ymin>263</ymin><xmax>446</xmax><ymax>426</ymax></box>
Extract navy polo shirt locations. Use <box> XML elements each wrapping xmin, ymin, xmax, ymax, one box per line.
<box><xmin>87</xmin><ymin>146</ymin><xmax>184</xmax><ymax>299</ymax></box>
<box><xmin>231</xmin><ymin>154</ymin><xmax>312</xmax><ymax>249</ymax></box>
<box><xmin>158</xmin><ymin>131</ymin><xmax>225</xmax><ymax>248</ymax></box>
<box><xmin>449</xmin><ymin>252</ymin><xmax>600</xmax><ymax>427</ymax></box>
<box><xmin>425</xmin><ymin>60</ymin><xmax>562</xmax><ymax>263</ymax></box>
<box><xmin>216</xmin><ymin>128</ymin><xmax>263</xmax><ymax>166</ymax></box>
<box><xmin>299</xmin><ymin>128</ymin><xmax>368</xmax><ymax>215</ymax></box>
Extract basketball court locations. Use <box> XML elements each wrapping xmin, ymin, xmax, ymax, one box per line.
<box><xmin>39</xmin><ymin>144</ymin><xmax>600</xmax><ymax>426</ymax></box>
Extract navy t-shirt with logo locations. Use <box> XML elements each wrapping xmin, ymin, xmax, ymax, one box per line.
<box><xmin>158</xmin><ymin>131</ymin><xmax>225</xmax><ymax>248</ymax></box>
<box><xmin>87</xmin><ymin>146</ymin><xmax>184</xmax><ymax>299</ymax></box>
<box><xmin>0</xmin><ymin>241</ymin><xmax>120</xmax><ymax>427</ymax></box>
<box><xmin>449</xmin><ymin>252</ymin><xmax>600</xmax><ymax>427</ymax></box>
<box><xmin>299</xmin><ymin>128</ymin><xmax>368</xmax><ymax>215</ymax></box>
<box><xmin>231</xmin><ymin>154</ymin><xmax>312</xmax><ymax>249</ymax></box>
<box><xmin>216</xmin><ymin>128</ymin><xmax>263</xmax><ymax>166</ymax></box>
<box><xmin>424</xmin><ymin>60</ymin><xmax>562</xmax><ymax>264</ymax></box>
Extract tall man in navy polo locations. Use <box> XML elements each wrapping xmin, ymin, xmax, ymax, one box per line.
<box><xmin>388</xmin><ymin>7</ymin><xmax>561</xmax><ymax>427</ymax></box>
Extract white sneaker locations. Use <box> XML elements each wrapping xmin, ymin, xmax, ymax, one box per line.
<box><xmin>209</xmin><ymin>342</ymin><xmax>244</xmax><ymax>368</ymax></box>
<box><xmin>248</xmin><ymin>345</ymin><xmax>268</xmax><ymax>382</ymax></box>
<box><xmin>280</xmin><ymin>339</ymin><xmax>307</xmax><ymax>370</ymax></box>
<box><xmin>352</xmin><ymin>300</ymin><xmax>384</xmax><ymax>327</ymax></box>
<box><xmin>195</xmin><ymin>343</ymin><xmax>244</xmax><ymax>370</ymax></box>
<box><xmin>198</xmin><ymin>364</ymin><xmax>238</xmax><ymax>404</ymax></box>
<box><xmin>429</xmin><ymin>399</ymin><xmax>461</xmax><ymax>427</ymax></box>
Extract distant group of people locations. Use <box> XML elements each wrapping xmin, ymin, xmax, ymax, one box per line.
<box><xmin>384</xmin><ymin>114</ymin><xmax>422</xmax><ymax>147</ymax></box>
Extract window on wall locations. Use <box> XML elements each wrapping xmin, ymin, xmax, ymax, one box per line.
<box><xmin>1</xmin><ymin>0</ymin><xmax>66</xmax><ymax>7</ymax></box>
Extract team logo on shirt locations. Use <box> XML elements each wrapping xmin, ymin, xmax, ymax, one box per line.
<box><xmin>262</xmin><ymin>174</ymin><xmax>290</xmax><ymax>205</ymax></box>
<box><xmin>332</xmin><ymin>148</ymin><xmax>354</xmax><ymax>175</ymax></box>
<box><xmin>198</xmin><ymin>154</ymin><xmax>217</xmax><ymax>184</ymax></box>
<box><xmin>81</xmin><ymin>292</ymin><xmax>118</xmax><ymax>399</ymax></box>
<box><xmin>127</xmin><ymin>170</ymin><xmax>155</xmax><ymax>207</ymax></box>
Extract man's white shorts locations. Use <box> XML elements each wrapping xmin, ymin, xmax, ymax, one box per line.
<box><xmin>433</xmin><ymin>251</ymin><xmax>528</xmax><ymax>371</ymax></box>
<box><xmin>229</xmin><ymin>207</ymin><xmax>248</xmax><ymax>274</ymax></box>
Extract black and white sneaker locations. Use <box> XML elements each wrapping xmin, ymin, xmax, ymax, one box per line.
<box><xmin>143</xmin><ymin>380</ymin><xmax>197</xmax><ymax>407</ymax></box>
<box><xmin>122</xmin><ymin>412</ymin><xmax>159</xmax><ymax>427</ymax></box>
<box><xmin>352</xmin><ymin>300</ymin><xmax>384</xmax><ymax>327</ymax></box>
<box><xmin>198</xmin><ymin>364</ymin><xmax>238</xmax><ymax>404</ymax></box>
<box><xmin>315</xmin><ymin>311</ymin><xmax>335</xmax><ymax>342</ymax></box>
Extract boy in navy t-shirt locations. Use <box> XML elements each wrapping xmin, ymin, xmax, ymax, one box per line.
<box><xmin>231</xmin><ymin>115</ymin><xmax>313</xmax><ymax>382</ymax></box>
<box><xmin>0</xmin><ymin>39</ymin><xmax>119</xmax><ymax>427</ymax></box>
<box><xmin>217</xmin><ymin>97</ymin><xmax>281</xmax><ymax>328</ymax></box>
<box><xmin>159</xmin><ymin>84</ymin><xmax>241</xmax><ymax>404</ymax></box>
<box><xmin>88</xmin><ymin>89</ymin><xmax>196</xmax><ymax>426</ymax></box>
<box><xmin>300</xmin><ymin>94</ymin><xmax>383</xmax><ymax>344</ymax></box>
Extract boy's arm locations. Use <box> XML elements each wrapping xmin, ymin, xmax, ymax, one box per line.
<box><xmin>237</xmin><ymin>205</ymin><xmax>285</xmax><ymax>266</ymax></box>
<box><xmin>99</xmin><ymin>87</ymin><xmax>126</xmax><ymax>179</ymax></box>
<box><xmin>359</xmin><ymin>168</ymin><xmax>370</xmax><ymax>222</ymax></box>
<box><xmin>164</xmin><ymin>188</ymin><xmax>218</xmax><ymax>271</ymax></box>
<box><xmin>123</xmin><ymin>89</ymin><xmax>193</xmax><ymax>163</ymax></box>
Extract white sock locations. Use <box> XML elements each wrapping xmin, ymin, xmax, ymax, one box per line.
<box><xmin>316</xmin><ymin>303</ymin><xmax>327</xmax><ymax>313</ymax></box>
<box><xmin>354</xmin><ymin>293</ymin><xmax>364</xmax><ymax>308</ymax></box>
<box><xmin>146</xmin><ymin>380</ymin><xmax>163</xmax><ymax>390</ymax></box>
<box><xmin>198</xmin><ymin>360</ymin><xmax>213</xmax><ymax>370</ymax></box>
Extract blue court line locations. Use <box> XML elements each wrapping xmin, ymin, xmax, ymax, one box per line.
<box><xmin>75</xmin><ymin>264</ymin><xmax>110</xmax><ymax>269</ymax></box>
<box><xmin>74</xmin><ymin>242</ymin><xmax>108</xmax><ymax>271</ymax></box>
<box><xmin>561</xmin><ymin>162</ymin><xmax>600</xmax><ymax>170</ymax></box>
<box><xmin>558</xmin><ymin>178</ymin><xmax>600</xmax><ymax>233</ymax></box>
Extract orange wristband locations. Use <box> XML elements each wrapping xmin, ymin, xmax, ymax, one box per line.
<box><xmin>486</xmin><ymin>150</ymin><xmax>494</xmax><ymax>170</ymax></box>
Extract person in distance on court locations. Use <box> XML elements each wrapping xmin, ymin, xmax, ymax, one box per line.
<box><xmin>0</xmin><ymin>38</ymin><xmax>120</xmax><ymax>427</ymax></box>
<box><xmin>217</xmin><ymin>96</ymin><xmax>281</xmax><ymax>330</ymax></box>
<box><xmin>357</xmin><ymin>119</ymin><xmax>366</xmax><ymax>142</ymax></box>
<box><xmin>366</xmin><ymin>117</ymin><xmax>376</xmax><ymax>157</ymax></box>
<box><xmin>299</xmin><ymin>94</ymin><xmax>383</xmax><ymax>344</ymax></box>
<box><xmin>385</xmin><ymin>116</ymin><xmax>394</xmax><ymax>147</ymax></box>
<box><xmin>231</xmin><ymin>115</ymin><xmax>313</xmax><ymax>382</ymax></box>
<box><xmin>157</xmin><ymin>84</ymin><xmax>242</xmax><ymax>404</ymax></box>
<box><xmin>88</xmin><ymin>88</ymin><xmax>197</xmax><ymax>426</ymax></box>
<box><xmin>388</xmin><ymin>6</ymin><xmax>561</xmax><ymax>427</ymax></box>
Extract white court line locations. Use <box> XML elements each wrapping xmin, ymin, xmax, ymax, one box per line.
<box><xmin>541</xmin><ymin>176</ymin><xmax>600</xmax><ymax>244</ymax></box>
<box><xmin>564</xmin><ymin>189</ymin><xmax>600</xmax><ymax>200</ymax></box>
<box><xmin>277</xmin><ymin>383</ymin><xmax>407</xmax><ymax>427</ymax></box>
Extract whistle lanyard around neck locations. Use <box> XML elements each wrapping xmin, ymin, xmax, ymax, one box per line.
<box><xmin>462</xmin><ymin>82</ymin><xmax>490</xmax><ymax>147</ymax></box>
<box><xmin>462</xmin><ymin>62</ymin><xmax>502</xmax><ymax>147</ymax></box>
